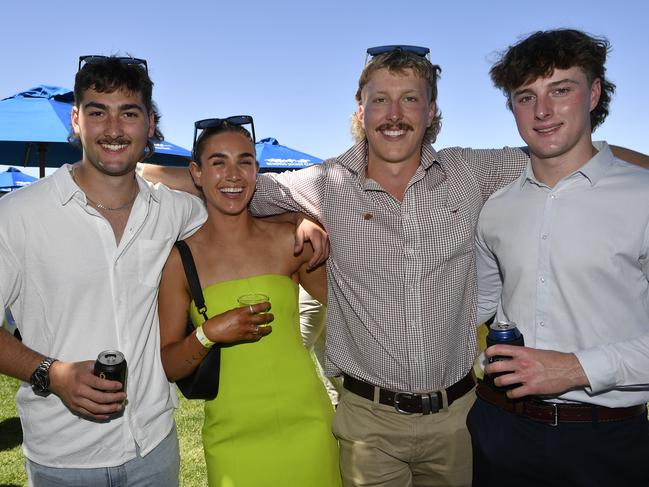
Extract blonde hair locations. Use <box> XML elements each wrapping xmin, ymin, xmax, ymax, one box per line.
<box><xmin>350</xmin><ymin>50</ymin><xmax>442</xmax><ymax>143</ymax></box>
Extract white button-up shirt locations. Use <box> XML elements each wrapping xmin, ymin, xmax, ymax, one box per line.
<box><xmin>477</xmin><ymin>142</ymin><xmax>649</xmax><ymax>407</ymax></box>
<box><xmin>0</xmin><ymin>165</ymin><xmax>206</xmax><ymax>468</ymax></box>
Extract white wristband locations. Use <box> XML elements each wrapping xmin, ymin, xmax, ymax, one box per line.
<box><xmin>195</xmin><ymin>325</ymin><xmax>215</xmax><ymax>349</ymax></box>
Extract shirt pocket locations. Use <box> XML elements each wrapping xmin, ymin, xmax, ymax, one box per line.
<box><xmin>422</xmin><ymin>197</ymin><xmax>481</xmax><ymax>262</ymax></box>
<box><xmin>137</xmin><ymin>239</ymin><xmax>172</xmax><ymax>288</ymax></box>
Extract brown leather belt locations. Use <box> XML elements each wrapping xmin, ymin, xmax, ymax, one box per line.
<box><xmin>343</xmin><ymin>372</ymin><xmax>475</xmax><ymax>415</ymax></box>
<box><xmin>476</xmin><ymin>382</ymin><xmax>646</xmax><ymax>426</ymax></box>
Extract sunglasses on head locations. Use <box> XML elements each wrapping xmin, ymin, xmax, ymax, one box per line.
<box><xmin>78</xmin><ymin>55</ymin><xmax>148</xmax><ymax>73</ymax></box>
<box><xmin>365</xmin><ymin>45</ymin><xmax>430</xmax><ymax>64</ymax></box>
<box><xmin>192</xmin><ymin>115</ymin><xmax>256</xmax><ymax>160</ymax></box>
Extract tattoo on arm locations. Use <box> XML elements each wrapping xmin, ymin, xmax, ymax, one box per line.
<box><xmin>184</xmin><ymin>349</ymin><xmax>209</xmax><ymax>367</ymax></box>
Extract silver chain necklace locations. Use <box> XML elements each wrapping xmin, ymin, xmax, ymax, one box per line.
<box><xmin>70</xmin><ymin>167</ymin><xmax>138</xmax><ymax>211</ymax></box>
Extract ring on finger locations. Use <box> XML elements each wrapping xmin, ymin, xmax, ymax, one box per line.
<box><xmin>249</xmin><ymin>305</ymin><xmax>254</xmax><ymax>314</ymax></box>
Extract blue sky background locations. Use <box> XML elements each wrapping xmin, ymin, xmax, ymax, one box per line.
<box><xmin>1</xmin><ymin>0</ymin><xmax>647</xmax><ymax>177</ymax></box>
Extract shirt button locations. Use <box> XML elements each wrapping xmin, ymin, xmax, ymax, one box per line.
<box><xmin>550</xmin><ymin>195</ymin><xmax>556</xmax><ymax>199</ymax></box>
<box><xmin>539</xmin><ymin>321</ymin><xmax>545</xmax><ymax>327</ymax></box>
<box><xmin>541</xmin><ymin>233</ymin><xmax>548</xmax><ymax>240</ymax></box>
<box><xmin>539</xmin><ymin>277</ymin><xmax>545</xmax><ymax>283</ymax></box>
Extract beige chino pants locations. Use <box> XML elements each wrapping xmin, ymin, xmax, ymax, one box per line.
<box><xmin>332</xmin><ymin>386</ymin><xmax>475</xmax><ymax>487</ymax></box>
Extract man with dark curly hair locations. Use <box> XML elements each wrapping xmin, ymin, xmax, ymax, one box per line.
<box><xmin>469</xmin><ymin>29</ymin><xmax>649</xmax><ymax>487</ymax></box>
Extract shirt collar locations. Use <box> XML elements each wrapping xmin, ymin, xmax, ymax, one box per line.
<box><xmin>521</xmin><ymin>140</ymin><xmax>614</xmax><ymax>189</ymax></box>
<box><xmin>53</xmin><ymin>163</ymin><xmax>159</xmax><ymax>207</ymax></box>
<box><xmin>336</xmin><ymin>139</ymin><xmax>440</xmax><ymax>177</ymax></box>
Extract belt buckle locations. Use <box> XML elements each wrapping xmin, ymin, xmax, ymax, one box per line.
<box><xmin>393</xmin><ymin>392</ymin><xmax>440</xmax><ymax>415</ymax></box>
<box><xmin>551</xmin><ymin>403</ymin><xmax>558</xmax><ymax>427</ymax></box>
<box><xmin>421</xmin><ymin>392</ymin><xmax>440</xmax><ymax>415</ymax></box>
<box><xmin>393</xmin><ymin>392</ymin><xmax>415</xmax><ymax>415</ymax></box>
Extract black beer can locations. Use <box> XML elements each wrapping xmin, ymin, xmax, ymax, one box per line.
<box><xmin>94</xmin><ymin>350</ymin><xmax>127</xmax><ymax>392</ymax></box>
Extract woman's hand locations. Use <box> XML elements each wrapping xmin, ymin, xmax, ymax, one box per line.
<box><xmin>204</xmin><ymin>301</ymin><xmax>274</xmax><ymax>344</ymax></box>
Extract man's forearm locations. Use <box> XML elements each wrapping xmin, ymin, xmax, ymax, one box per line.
<box><xmin>0</xmin><ymin>327</ymin><xmax>43</xmax><ymax>382</ymax></box>
<box><xmin>139</xmin><ymin>163</ymin><xmax>201</xmax><ymax>196</ymax></box>
<box><xmin>610</xmin><ymin>145</ymin><xmax>649</xmax><ymax>169</ymax></box>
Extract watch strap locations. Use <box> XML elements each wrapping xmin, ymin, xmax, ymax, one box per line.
<box><xmin>30</xmin><ymin>357</ymin><xmax>58</xmax><ymax>395</ymax></box>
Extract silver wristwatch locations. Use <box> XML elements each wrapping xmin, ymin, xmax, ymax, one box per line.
<box><xmin>30</xmin><ymin>357</ymin><xmax>58</xmax><ymax>396</ymax></box>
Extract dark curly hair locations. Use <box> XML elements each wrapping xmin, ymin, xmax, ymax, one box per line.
<box><xmin>490</xmin><ymin>29</ymin><xmax>615</xmax><ymax>131</ymax></box>
<box><xmin>70</xmin><ymin>56</ymin><xmax>163</xmax><ymax>158</ymax></box>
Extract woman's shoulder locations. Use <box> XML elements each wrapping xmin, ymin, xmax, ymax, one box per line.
<box><xmin>252</xmin><ymin>218</ymin><xmax>306</xmax><ymax>267</ymax></box>
<box><xmin>254</xmin><ymin>218</ymin><xmax>295</xmax><ymax>241</ymax></box>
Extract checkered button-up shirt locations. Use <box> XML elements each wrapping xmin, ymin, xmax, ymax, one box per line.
<box><xmin>250</xmin><ymin>141</ymin><xmax>527</xmax><ymax>391</ymax></box>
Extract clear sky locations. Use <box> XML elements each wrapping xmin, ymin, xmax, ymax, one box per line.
<box><xmin>1</xmin><ymin>0</ymin><xmax>647</xmax><ymax>170</ymax></box>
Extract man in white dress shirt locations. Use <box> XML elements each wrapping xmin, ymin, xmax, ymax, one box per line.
<box><xmin>0</xmin><ymin>56</ymin><xmax>206</xmax><ymax>486</ymax></box>
<box><xmin>468</xmin><ymin>29</ymin><xmax>649</xmax><ymax>487</ymax></box>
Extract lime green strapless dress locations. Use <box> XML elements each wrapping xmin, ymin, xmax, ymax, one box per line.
<box><xmin>189</xmin><ymin>275</ymin><xmax>341</xmax><ymax>487</ymax></box>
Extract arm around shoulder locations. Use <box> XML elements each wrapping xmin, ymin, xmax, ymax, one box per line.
<box><xmin>610</xmin><ymin>145</ymin><xmax>649</xmax><ymax>169</ymax></box>
<box><xmin>139</xmin><ymin>162</ymin><xmax>201</xmax><ymax>196</ymax></box>
<box><xmin>249</xmin><ymin>166</ymin><xmax>326</xmax><ymax>220</ymax></box>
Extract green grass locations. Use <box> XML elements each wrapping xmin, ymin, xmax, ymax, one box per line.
<box><xmin>0</xmin><ymin>375</ymin><xmax>24</xmax><ymax>487</ymax></box>
<box><xmin>0</xmin><ymin>375</ymin><xmax>207</xmax><ymax>486</ymax></box>
<box><xmin>176</xmin><ymin>396</ymin><xmax>208</xmax><ymax>487</ymax></box>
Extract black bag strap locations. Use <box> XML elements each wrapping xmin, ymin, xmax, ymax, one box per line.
<box><xmin>174</xmin><ymin>241</ymin><xmax>209</xmax><ymax>322</ymax></box>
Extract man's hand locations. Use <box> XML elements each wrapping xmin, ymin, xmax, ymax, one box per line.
<box><xmin>48</xmin><ymin>360</ymin><xmax>126</xmax><ymax>420</ymax></box>
<box><xmin>484</xmin><ymin>345</ymin><xmax>589</xmax><ymax>399</ymax></box>
<box><xmin>294</xmin><ymin>216</ymin><xmax>330</xmax><ymax>269</ymax></box>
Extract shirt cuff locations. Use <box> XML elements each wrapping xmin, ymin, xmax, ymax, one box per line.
<box><xmin>574</xmin><ymin>346</ymin><xmax>617</xmax><ymax>395</ymax></box>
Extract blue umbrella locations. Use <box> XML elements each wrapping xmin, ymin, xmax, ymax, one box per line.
<box><xmin>0</xmin><ymin>167</ymin><xmax>38</xmax><ymax>190</ymax></box>
<box><xmin>255</xmin><ymin>137</ymin><xmax>322</xmax><ymax>172</ymax></box>
<box><xmin>0</xmin><ymin>85</ymin><xmax>192</xmax><ymax>175</ymax></box>
<box><xmin>0</xmin><ymin>86</ymin><xmax>78</xmax><ymax>177</ymax></box>
<box><xmin>151</xmin><ymin>140</ymin><xmax>191</xmax><ymax>167</ymax></box>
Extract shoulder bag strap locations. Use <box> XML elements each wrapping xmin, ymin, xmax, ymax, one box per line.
<box><xmin>174</xmin><ymin>241</ymin><xmax>209</xmax><ymax>322</ymax></box>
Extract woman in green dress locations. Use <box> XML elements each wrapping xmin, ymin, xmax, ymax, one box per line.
<box><xmin>158</xmin><ymin>117</ymin><xmax>340</xmax><ymax>487</ymax></box>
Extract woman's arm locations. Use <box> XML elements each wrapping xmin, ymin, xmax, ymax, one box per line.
<box><xmin>159</xmin><ymin>247</ymin><xmax>274</xmax><ymax>382</ymax></box>
<box><xmin>158</xmin><ymin>247</ymin><xmax>209</xmax><ymax>381</ymax></box>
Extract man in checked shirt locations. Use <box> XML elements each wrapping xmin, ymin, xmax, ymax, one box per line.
<box><xmin>141</xmin><ymin>45</ymin><xmax>647</xmax><ymax>487</ymax></box>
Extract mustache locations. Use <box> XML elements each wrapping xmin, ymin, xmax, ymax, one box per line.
<box><xmin>376</xmin><ymin>122</ymin><xmax>414</xmax><ymax>132</ymax></box>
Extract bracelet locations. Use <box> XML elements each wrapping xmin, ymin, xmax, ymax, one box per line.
<box><xmin>195</xmin><ymin>325</ymin><xmax>215</xmax><ymax>349</ymax></box>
